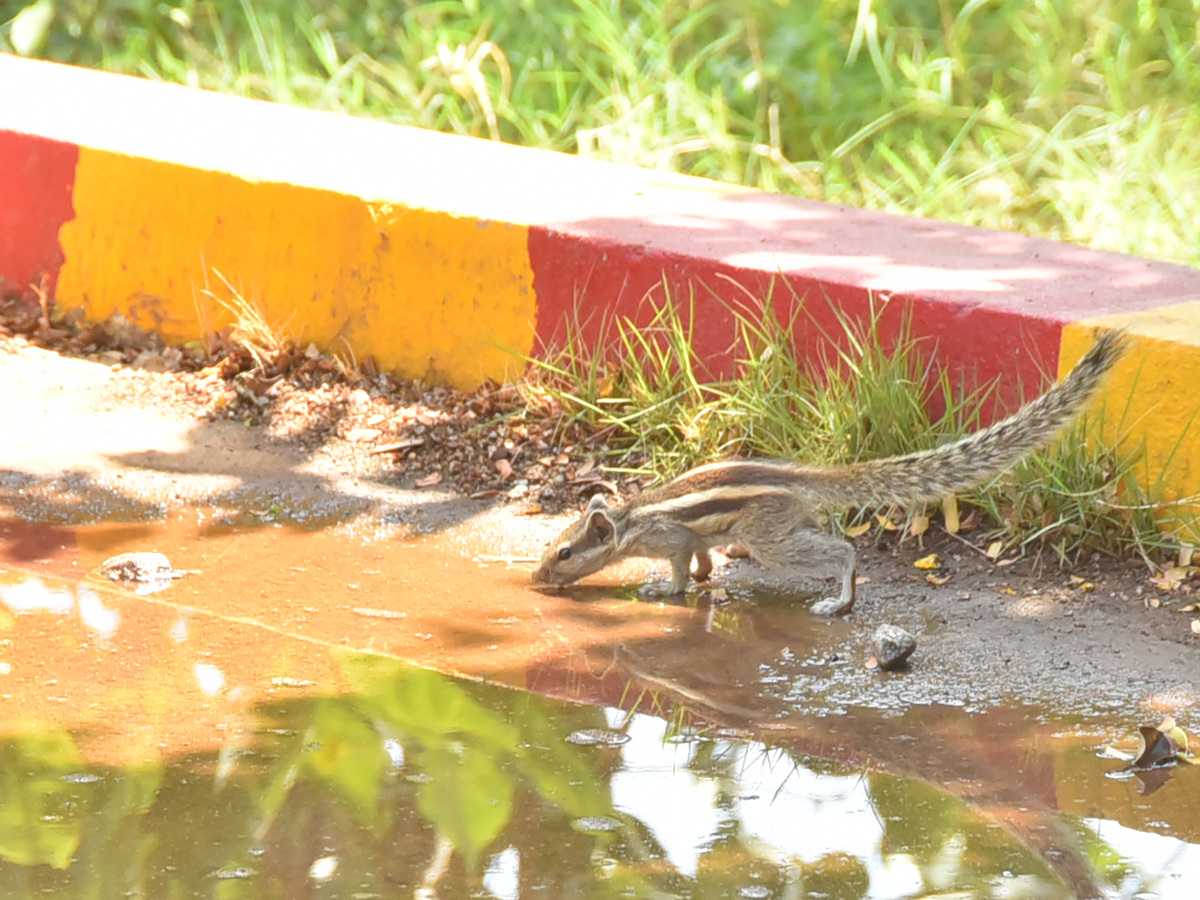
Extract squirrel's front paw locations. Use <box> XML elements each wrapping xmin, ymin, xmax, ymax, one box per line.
<box><xmin>639</xmin><ymin>582</ymin><xmax>687</xmax><ymax>601</ymax></box>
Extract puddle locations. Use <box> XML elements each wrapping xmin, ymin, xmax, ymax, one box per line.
<box><xmin>0</xmin><ymin>514</ymin><xmax>1197</xmax><ymax>896</ymax></box>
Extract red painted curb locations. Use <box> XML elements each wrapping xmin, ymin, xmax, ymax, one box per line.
<box><xmin>529</xmin><ymin>194</ymin><xmax>1200</xmax><ymax>416</ymax></box>
<box><xmin>0</xmin><ymin>130</ymin><xmax>77</xmax><ymax>301</ymax></box>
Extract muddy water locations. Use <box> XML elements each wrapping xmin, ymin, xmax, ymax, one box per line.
<box><xmin>0</xmin><ymin>513</ymin><xmax>1197</xmax><ymax>898</ymax></box>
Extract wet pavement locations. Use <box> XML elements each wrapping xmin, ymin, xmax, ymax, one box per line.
<box><xmin>1</xmin><ymin>511</ymin><xmax>1198</xmax><ymax>898</ymax></box>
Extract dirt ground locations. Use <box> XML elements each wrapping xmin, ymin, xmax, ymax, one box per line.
<box><xmin>3</xmin><ymin>327</ymin><xmax>1198</xmax><ymax>726</ymax></box>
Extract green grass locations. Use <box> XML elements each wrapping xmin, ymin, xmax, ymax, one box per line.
<box><xmin>522</xmin><ymin>290</ymin><xmax>1194</xmax><ymax>568</ymax></box>
<box><xmin>4</xmin><ymin>0</ymin><xmax>1199</xmax><ymax>266</ymax></box>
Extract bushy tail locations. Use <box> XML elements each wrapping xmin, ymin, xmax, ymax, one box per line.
<box><xmin>804</xmin><ymin>329</ymin><xmax>1128</xmax><ymax>507</ymax></box>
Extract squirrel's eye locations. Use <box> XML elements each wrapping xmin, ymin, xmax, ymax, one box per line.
<box><xmin>557</xmin><ymin>547</ymin><xmax>572</xmax><ymax>561</ymax></box>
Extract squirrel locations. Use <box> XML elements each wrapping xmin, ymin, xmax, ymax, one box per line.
<box><xmin>532</xmin><ymin>329</ymin><xmax>1127</xmax><ymax>613</ymax></box>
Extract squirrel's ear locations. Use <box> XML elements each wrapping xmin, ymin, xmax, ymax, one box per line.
<box><xmin>584</xmin><ymin>493</ymin><xmax>611</xmax><ymax>513</ymax></box>
<box><xmin>585</xmin><ymin>507</ymin><xmax>616</xmax><ymax>544</ymax></box>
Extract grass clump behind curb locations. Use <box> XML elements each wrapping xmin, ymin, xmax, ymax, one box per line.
<box><xmin>522</xmin><ymin>289</ymin><xmax>1194</xmax><ymax>570</ymax></box>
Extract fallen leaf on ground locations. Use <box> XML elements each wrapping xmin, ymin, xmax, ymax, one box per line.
<box><xmin>913</xmin><ymin>553</ymin><xmax>941</xmax><ymax>571</ymax></box>
<box><xmin>875</xmin><ymin>513</ymin><xmax>899</xmax><ymax>531</ymax></box>
<box><xmin>1150</xmin><ymin>566</ymin><xmax>1198</xmax><ymax>591</ymax></box>
<box><xmin>926</xmin><ymin>572</ymin><xmax>952</xmax><ymax>586</ymax></box>
<box><xmin>1133</xmin><ymin>717</ymin><xmax>1191</xmax><ymax>769</ymax></box>
<box><xmin>415</xmin><ymin>472</ymin><xmax>442</xmax><ymax>488</ymax></box>
<box><xmin>986</xmin><ymin>540</ymin><xmax>1004</xmax><ymax>560</ymax></box>
<box><xmin>845</xmin><ymin>522</ymin><xmax>872</xmax><ymax>538</ymax></box>
<box><xmin>909</xmin><ymin>514</ymin><xmax>929</xmax><ymax>538</ymax></box>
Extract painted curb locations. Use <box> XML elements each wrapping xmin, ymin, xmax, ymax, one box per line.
<box><xmin>2</xmin><ymin>53</ymin><xmax>1199</xmax><ymax>510</ymax></box>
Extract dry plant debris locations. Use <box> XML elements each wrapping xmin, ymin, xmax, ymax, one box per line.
<box><xmin>0</xmin><ymin>299</ymin><xmax>643</xmax><ymax>510</ymax></box>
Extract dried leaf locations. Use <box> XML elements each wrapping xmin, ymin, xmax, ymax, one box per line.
<box><xmin>926</xmin><ymin>572</ymin><xmax>953</xmax><ymax>586</ymax></box>
<box><xmin>986</xmin><ymin>540</ymin><xmax>1004</xmax><ymax>560</ymax></box>
<box><xmin>875</xmin><ymin>513</ymin><xmax>899</xmax><ymax>532</ymax></box>
<box><xmin>1132</xmin><ymin>717</ymin><xmax>1189</xmax><ymax>769</ymax></box>
<box><xmin>865</xmin><ymin>656</ymin><xmax>879</xmax><ymax>670</ymax></box>
<box><xmin>495</xmin><ymin>458</ymin><xmax>514</xmax><ymax>480</ymax></box>
<box><xmin>1177</xmin><ymin>603</ymin><xmax>1200</xmax><ymax>613</ymax></box>
<box><xmin>1150</xmin><ymin>566</ymin><xmax>1198</xmax><ymax>591</ymax></box>
<box><xmin>1193</xmin><ymin>619</ymin><xmax>1200</xmax><ymax>635</ymax></box>
<box><xmin>942</xmin><ymin>494</ymin><xmax>960</xmax><ymax>533</ymax></box>
<box><xmin>845</xmin><ymin>522</ymin><xmax>872</xmax><ymax>538</ymax></box>
<box><xmin>414</xmin><ymin>472</ymin><xmax>442</xmax><ymax>488</ymax></box>
<box><xmin>913</xmin><ymin>553</ymin><xmax>941</xmax><ymax>571</ymax></box>
<box><xmin>959</xmin><ymin>509</ymin><xmax>978</xmax><ymax>532</ymax></box>
<box><xmin>1163</xmin><ymin>717</ymin><xmax>1190</xmax><ymax>755</ymax></box>
<box><xmin>1068</xmin><ymin>576</ymin><xmax>1096</xmax><ymax>592</ymax></box>
<box><xmin>1180</xmin><ymin>543</ymin><xmax>1195</xmax><ymax>567</ymax></box>
<box><xmin>909</xmin><ymin>514</ymin><xmax>929</xmax><ymax>538</ymax></box>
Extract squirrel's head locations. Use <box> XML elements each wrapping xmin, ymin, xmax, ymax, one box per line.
<box><xmin>532</xmin><ymin>494</ymin><xmax>620</xmax><ymax>586</ymax></box>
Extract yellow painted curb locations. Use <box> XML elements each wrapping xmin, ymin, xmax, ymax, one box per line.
<box><xmin>56</xmin><ymin>148</ymin><xmax>535</xmax><ymax>389</ymax></box>
<box><xmin>1060</xmin><ymin>304</ymin><xmax>1200</xmax><ymax>528</ymax></box>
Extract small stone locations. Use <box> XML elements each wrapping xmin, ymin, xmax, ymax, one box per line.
<box><xmin>872</xmin><ymin>624</ymin><xmax>917</xmax><ymax>671</ymax></box>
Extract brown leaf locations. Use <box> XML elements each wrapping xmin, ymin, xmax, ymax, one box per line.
<box><xmin>495</xmin><ymin>458</ymin><xmax>513</xmax><ymax>480</ymax></box>
<box><xmin>926</xmin><ymin>572</ymin><xmax>953</xmax><ymax>586</ymax></box>
<box><xmin>1132</xmin><ymin>719</ymin><xmax>1187</xmax><ymax>769</ymax></box>
<box><xmin>414</xmin><ymin>472</ymin><xmax>442</xmax><ymax>488</ymax></box>
<box><xmin>1150</xmin><ymin>566</ymin><xmax>1198</xmax><ymax>591</ymax></box>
